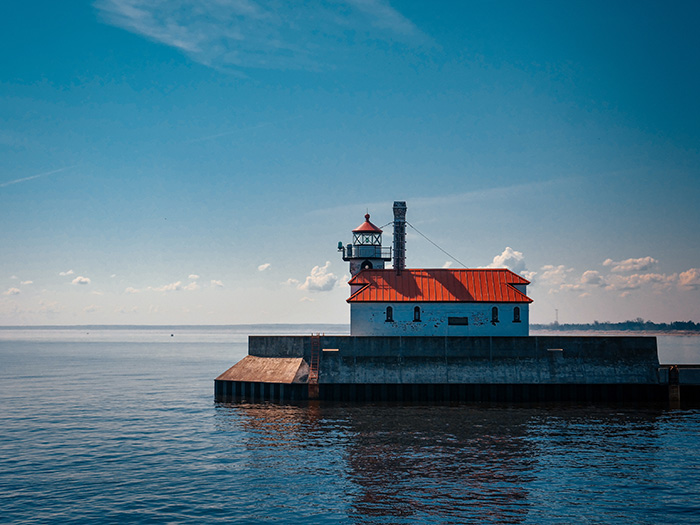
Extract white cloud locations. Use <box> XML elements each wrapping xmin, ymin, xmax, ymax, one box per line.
<box><xmin>298</xmin><ymin>261</ymin><xmax>339</xmax><ymax>292</ymax></box>
<box><xmin>125</xmin><ymin>287</ymin><xmax>140</xmax><ymax>294</ymax></box>
<box><xmin>605</xmin><ymin>273</ymin><xmax>676</xmax><ymax>294</ymax></box>
<box><xmin>300</xmin><ymin>297</ymin><xmax>314</xmax><ymax>302</ymax></box>
<box><xmin>116</xmin><ymin>306</ymin><xmax>139</xmax><ymax>314</ymax></box>
<box><xmin>580</xmin><ymin>270</ymin><xmax>605</xmax><ymax>286</ymax></box>
<box><xmin>3</xmin><ymin>287</ymin><xmax>20</xmax><ymax>296</ymax></box>
<box><xmin>487</xmin><ymin>247</ymin><xmax>536</xmax><ymax>281</ymax></box>
<box><xmin>549</xmin><ymin>269</ymin><xmax>605</xmax><ymax>295</ymax></box>
<box><xmin>521</xmin><ymin>270</ymin><xmax>537</xmax><ymax>281</ymax></box>
<box><xmin>539</xmin><ymin>265</ymin><xmax>573</xmax><ymax>286</ymax></box>
<box><xmin>59</xmin><ymin>270</ymin><xmax>75</xmax><ymax>276</ymax></box>
<box><xmin>559</xmin><ymin>283</ymin><xmax>584</xmax><ymax>293</ymax></box>
<box><xmin>20</xmin><ymin>280</ymin><xmax>33</xmax><ymax>285</ymax></box>
<box><xmin>487</xmin><ymin>247</ymin><xmax>527</xmax><ymax>273</ymax></box>
<box><xmin>442</xmin><ymin>261</ymin><xmax>453</xmax><ymax>268</ymax></box>
<box><xmin>151</xmin><ymin>281</ymin><xmax>182</xmax><ymax>292</ymax></box>
<box><xmin>258</xmin><ymin>263</ymin><xmax>271</xmax><ymax>272</ymax></box>
<box><xmin>72</xmin><ymin>276</ymin><xmax>91</xmax><ymax>285</ymax></box>
<box><xmin>347</xmin><ymin>0</ymin><xmax>420</xmax><ymax>34</ymax></box>
<box><xmin>38</xmin><ymin>300</ymin><xmax>62</xmax><ymax>314</ymax></box>
<box><xmin>146</xmin><ymin>278</ymin><xmax>219</xmax><ymax>292</ymax></box>
<box><xmin>188</xmin><ymin>274</ymin><xmax>200</xmax><ymax>280</ymax></box>
<box><xmin>603</xmin><ymin>256</ymin><xmax>658</xmax><ymax>273</ymax></box>
<box><xmin>284</xmin><ymin>278</ymin><xmax>300</xmax><ymax>286</ymax></box>
<box><xmin>679</xmin><ymin>268</ymin><xmax>700</xmax><ymax>290</ymax></box>
<box><xmin>84</xmin><ymin>305</ymin><xmax>99</xmax><ymax>313</ymax></box>
<box><xmin>94</xmin><ymin>0</ymin><xmax>424</xmax><ymax>73</ymax></box>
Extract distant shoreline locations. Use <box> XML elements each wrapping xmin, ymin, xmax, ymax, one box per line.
<box><xmin>532</xmin><ymin>320</ymin><xmax>700</xmax><ymax>335</ymax></box>
<box><xmin>0</xmin><ymin>323</ymin><xmax>350</xmax><ymax>330</ymax></box>
<box><xmin>531</xmin><ymin>329</ymin><xmax>700</xmax><ymax>337</ymax></box>
<box><xmin>0</xmin><ymin>323</ymin><xmax>697</xmax><ymax>336</ymax></box>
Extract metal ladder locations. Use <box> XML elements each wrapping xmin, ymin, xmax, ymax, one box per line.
<box><xmin>309</xmin><ymin>333</ymin><xmax>321</xmax><ymax>384</ymax></box>
<box><xmin>308</xmin><ymin>334</ymin><xmax>321</xmax><ymax>399</ymax></box>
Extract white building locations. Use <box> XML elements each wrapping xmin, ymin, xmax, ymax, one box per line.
<box><xmin>347</xmin><ymin>268</ymin><xmax>531</xmax><ymax>336</ymax></box>
<box><xmin>340</xmin><ymin>203</ymin><xmax>533</xmax><ymax>337</ymax></box>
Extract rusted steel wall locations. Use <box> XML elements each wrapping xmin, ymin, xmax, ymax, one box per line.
<box><xmin>214</xmin><ymin>380</ymin><xmax>672</xmax><ymax>404</ymax></box>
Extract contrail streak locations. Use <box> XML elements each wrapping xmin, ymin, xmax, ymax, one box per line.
<box><xmin>183</xmin><ymin>116</ymin><xmax>303</xmax><ymax>144</ymax></box>
<box><xmin>0</xmin><ymin>166</ymin><xmax>76</xmax><ymax>188</ymax></box>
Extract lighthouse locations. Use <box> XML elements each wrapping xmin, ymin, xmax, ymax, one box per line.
<box><xmin>339</xmin><ymin>202</ymin><xmax>532</xmax><ymax>336</ymax></box>
<box><xmin>216</xmin><ymin>199</ymin><xmax>665</xmax><ymax>404</ymax></box>
<box><xmin>338</xmin><ymin>213</ymin><xmax>392</xmax><ymax>277</ymax></box>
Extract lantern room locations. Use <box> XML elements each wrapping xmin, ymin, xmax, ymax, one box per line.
<box><xmin>353</xmin><ymin>214</ymin><xmax>383</xmax><ymax>246</ymax></box>
<box><xmin>338</xmin><ymin>213</ymin><xmax>392</xmax><ymax>277</ymax></box>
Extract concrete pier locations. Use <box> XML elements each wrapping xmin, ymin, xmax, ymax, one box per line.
<box><xmin>215</xmin><ymin>335</ymin><xmax>700</xmax><ymax>404</ymax></box>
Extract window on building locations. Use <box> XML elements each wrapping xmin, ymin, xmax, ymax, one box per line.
<box><xmin>513</xmin><ymin>306</ymin><xmax>521</xmax><ymax>323</ymax></box>
<box><xmin>385</xmin><ymin>306</ymin><xmax>394</xmax><ymax>322</ymax></box>
<box><xmin>492</xmin><ymin>306</ymin><xmax>499</xmax><ymax>324</ymax></box>
<box><xmin>448</xmin><ymin>316</ymin><xmax>468</xmax><ymax>325</ymax></box>
<box><xmin>413</xmin><ymin>306</ymin><xmax>421</xmax><ymax>322</ymax></box>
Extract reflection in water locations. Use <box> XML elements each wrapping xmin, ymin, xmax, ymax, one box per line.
<box><xmin>215</xmin><ymin>403</ymin><xmax>695</xmax><ymax>523</ymax></box>
<box><xmin>341</xmin><ymin>406</ymin><xmax>536</xmax><ymax>523</ymax></box>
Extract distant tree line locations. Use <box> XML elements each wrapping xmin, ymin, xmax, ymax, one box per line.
<box><xmin>532</xmin><ymin>318</ymin><xmax>700</xmax><ymax>332</ymax></box>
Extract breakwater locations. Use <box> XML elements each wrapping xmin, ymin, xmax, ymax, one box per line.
<box><xmin>215</xmin><ymin>335</ymin><xmax>700</xmax><ymax>403</ymax></box>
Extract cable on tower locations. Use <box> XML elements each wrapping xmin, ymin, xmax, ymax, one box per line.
<box><xmin>406</xmin><ymin>221</ymin><xmax>468</xmax><ymax>268</ymax></box>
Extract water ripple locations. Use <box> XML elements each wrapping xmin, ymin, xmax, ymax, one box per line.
<box><xmin>1</xmin><ymin>338</ymin><xmax>699</xmax><ymax>523</ymax></box>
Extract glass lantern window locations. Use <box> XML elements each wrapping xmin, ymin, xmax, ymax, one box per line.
<box><xmin>353</xmin><ymin>233</ymin><xmax>381</xmax><ymax>245</ymax></box>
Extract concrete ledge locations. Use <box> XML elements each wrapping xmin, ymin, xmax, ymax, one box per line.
<box><xmin>215</xmin><ymin>355</ymin><xmax>309</xmax><ymax>384</ymax></box>
<box><xmin>680</xmin><ymin>368</ymin><xmax>700</xmax><ymax>385</ymax></box>
<box><xmin>245</xmin><ymin>335</ymin><xmax>660</xmax><ymax>385</ymax></box>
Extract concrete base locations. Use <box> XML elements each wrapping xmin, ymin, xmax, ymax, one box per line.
<box><xmin>213</xmin><ymin>335</ymin><xmax>700</xmax><ymax>404</ymax></box>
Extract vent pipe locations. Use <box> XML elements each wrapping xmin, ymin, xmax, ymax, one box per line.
<box><xmin>392</xmin><ymin>201</ymin><xmax>407</xmax><ymax>275</ymax></box>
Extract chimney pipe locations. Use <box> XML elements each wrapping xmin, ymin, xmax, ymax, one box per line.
<box><xmin>392</xmin><ymin>201</ymin><xmax>407</xmax><ymax>275</ymax></box>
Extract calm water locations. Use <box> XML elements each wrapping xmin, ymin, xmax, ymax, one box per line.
<box><xmin>1</xmin><ymin>327</ymin><xmax>699</xmax><ymax>524</ymax></box>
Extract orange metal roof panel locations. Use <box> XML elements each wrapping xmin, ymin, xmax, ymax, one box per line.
<box><xmin>347</xmin><ymin>268</ymin><xmax>532</xmax><ymax>303</ymax></box>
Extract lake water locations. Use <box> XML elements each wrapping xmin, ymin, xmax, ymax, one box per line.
<box><xmin>1</xmin><ymin>326</ymin><xmax>699</xmax><ymax>523</ymax></box>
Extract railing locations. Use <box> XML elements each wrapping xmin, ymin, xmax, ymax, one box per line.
<box><xmin>341</xmin><ymin>245</ymin><xmax>392</xmax><ymax>260</ymax></box>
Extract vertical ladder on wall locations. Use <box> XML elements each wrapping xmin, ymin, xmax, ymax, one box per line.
<box><xmin>308</xmin><ymin>333</ymin><xmax>321</xmax><ymax>399</ymax></box>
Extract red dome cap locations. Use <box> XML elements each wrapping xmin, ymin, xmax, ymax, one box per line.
<box><xmin>352</xmin><ymin>213</ymin><xmax>383</xmax><ymax>233</ymax></box>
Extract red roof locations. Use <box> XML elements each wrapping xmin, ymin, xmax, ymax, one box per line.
<box><xmin>352</xmin><ymin>214</ymin><xmax>383</xmax><ymax>233</ymax></box>
<box><xmin>347</xmin><ymin>269</ymin><xmax>532</xmax><ymax>303</ymax></box>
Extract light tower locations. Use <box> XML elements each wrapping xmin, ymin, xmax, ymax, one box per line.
<box><xmin>338</xmin><ymin>213</ymin><xmax>392</xmax><ymax>277</ymax></box>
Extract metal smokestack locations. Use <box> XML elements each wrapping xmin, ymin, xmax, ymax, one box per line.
<box><xmin>392</xmin><ymin>201</ymin><xmax>407</xmax><ymax>275</ymax></box>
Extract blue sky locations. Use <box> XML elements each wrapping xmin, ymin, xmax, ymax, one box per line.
<box><xmin>1</xmin><ymin>0</ymin><xmax>699</xmax><ymax>325</ymax></box>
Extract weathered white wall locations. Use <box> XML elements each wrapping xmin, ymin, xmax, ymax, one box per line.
<box><xmin>350</xmin><ymin>302</ymin><xmax>529</xmax><ymax>336</ymax></box>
